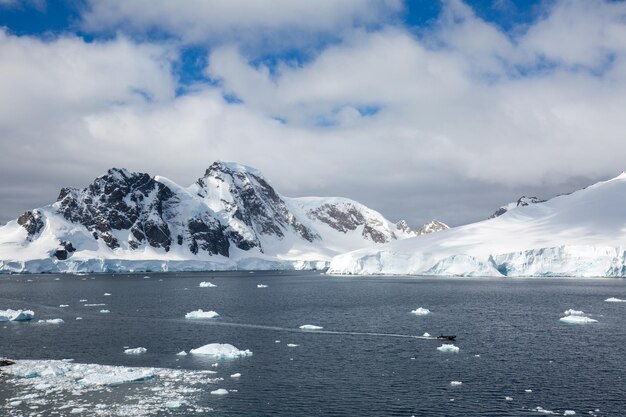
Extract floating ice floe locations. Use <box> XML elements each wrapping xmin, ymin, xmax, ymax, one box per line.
<box><xmin>104</xmin><ymin>293</ymin><xmax>111</xmax><ymax>296</ymax></box>
<box><xmin>605</xmin><ymin>297</ymin><xmax>626</xmax><ymax>302</ymax></box>
<box><xmin>185</xmin><ymin>310</ymin><xmax>220</xmax><ymax>320</ymax></box>
<box><xmin>79</xmin><ymin>299</ymin><xmax>87</xmax><ymax>302</ymax></box>
<box><xmin>299</xmin><ymin>324</ymin><xmax>323</xmax><ymax>330</ymax></box>
<box><xmin>84</xmin><ymin>303</ymin><xmax>106</xmax><ymax>307</ymax></box>
<box><xmin>525</xmin><ymin>389</ymin><xmax>533</xmax><ymax>393</ymax></box>
<box><xmin>422</xmin><ymin>332</ymin><xmax>431</xmax><ymax>337</ymax></box>
<box><xmin>189</xmin><ymin>343</ymin><xmax>252</xmax><ymax>359</ymax></box>
<box><xmin>0</xmin><ymin>309</ymin><xmax>34</xmax><ymax>321</ymax></box>
<box><xmin>76</xmin><ymin>317</ymin><xmax>83</xmax><ymax>320</ymax></box>
<box><xmin>100</xmin><ymin>310</ymin><xmax>110</xmax><ymax>314</ymax></box>
<box><xmin>559</xmin><ymin>309</ymin><xmax>598</xmax><ymax>324</ymax></box>
<box><xmin>230</xmin><ymin>373</ymin><xmax>241</xmax><ymax>378</ymax></box>
<box><xmin>533</xmin><ymin>406</ymin><xmax>557</xmax><ymax>415</ymax></box>
<box><xmin>564</xmin><ymin>411</ymin><xmax>576</xmax><ymax>415</ymax></box>
<box><xmin>124</xmin><ymin>347</ymin><xmax>147</xmax><ymax>355</ymax></box>
<box><xmin>505</xmin><ymin>396</ymin><xmax>513</xmax><ymax>401</ymax></box>
<box><xmin>176</xmin><ymin>351</ymin><xmax>187</xmax><ymax>356</ymax></box>
<box><xmin>38</xmin><ymin>319</ymin><xmax>64</xmax><ymax>324</ymax></box>
<box><xmin>410</xmin><ymin>307</ymin><xmax>430</xmax><ymax>316</ymax></box>
<box><xmin>59</xmin><ymin>305</ymin><xmax>69</xmax><ymax>308</ymax></box>
<box><xmin>563</xmin><ymin>309</ymin><xmax>586</xmax><ymax>316</ymax></box>
<box><xmin>257</xmin><ymin>284</ymin><xmax>268</xmax><ymax>288</ymax></box>
<box><xmin>450</xmin><ymin>381</ymin><xmax>462</xmax><ymax>386</ymax></box>
<box><xmin>437</xmin><ymin>344</ymin><xmax>459</xmax><ymax>353</ymax></box>
<box><xmin>2</xmin><ymin>359</ymin><xmax>218</xmax><ymax>416</ymax></box>
<box><xmin>210</xmin><ymin>388</ymin><xmax>229</xmax><ymax>395</ymax></box>
<box><xmin>199</xmin><ymin>282</ymin><xmax>217</xmax><ymax>288</ymax></box>
<box><xmin>287</xmin><ymin>344</ymin><xmax>299</xmax><ymax>348</ymax></box>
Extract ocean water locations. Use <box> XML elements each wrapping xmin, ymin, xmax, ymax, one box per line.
<box><xmin>1</xmin><ymin>271</ymin><xmax>625</xmax><ymax>416</ymax></box>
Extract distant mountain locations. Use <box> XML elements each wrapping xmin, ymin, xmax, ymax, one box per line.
<box><xmin>396</xmin><ymin>219</ymin><xmax>449</xmax><ymax>235</ymax></box>
<box><xmin>0</xmin><ymin>162</ymin><xmax>446</xmax><ymax>273</ymax></box>
<box><xmin>488</xmin><ymin>196</ymin><xmax>546</xmax><ymax>219</ymax></box>
<box><xmin>328</xmin><ymin>173</ymin><xmax>626</xmax><ymax>277</ymax></box>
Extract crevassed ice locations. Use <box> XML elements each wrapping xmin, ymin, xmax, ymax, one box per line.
<box><xmin>185</xmin><ymin>309</ymin><xmax>220</xmax><ymax>320</ymax></box>
<box><xmin>189</xmin><ymin>343</ymin><xmax>252</xmax><ymax>359</ymax></box>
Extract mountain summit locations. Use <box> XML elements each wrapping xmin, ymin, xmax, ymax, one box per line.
<box><xmin>0</xmin><ymin>162</ymin><xmax>445</xmax><ymax>273</ymax></box>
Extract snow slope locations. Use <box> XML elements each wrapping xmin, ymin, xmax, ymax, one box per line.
<box><xmin>0</xmin><ymin>162</ymin><xmax>444</xmax><ymax>273</ymax></box>
<box><xmin>328</xmin><ymin>172</ymin><xmax>626</xmax><ymax>277</ymax></box>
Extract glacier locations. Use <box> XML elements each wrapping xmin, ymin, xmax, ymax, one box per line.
<box><xmin>328</xmin><ymin>172</ymin><xmax>626</xmax><ymax>277</ymax></box>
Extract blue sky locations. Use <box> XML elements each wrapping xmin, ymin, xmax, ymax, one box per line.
<box><xmin>0</xmin><ymin>0</ymin><xmax>625</xmax><ymax>227</ymax></box>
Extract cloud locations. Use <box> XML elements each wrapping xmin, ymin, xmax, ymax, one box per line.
<box><xmin>1</xmin><ymin>0</ymin><xmax>626</xmax><ymax>229</ymax></box>
<box><xmin>79</xmin><ymin>0</ymin><xmax>403</xmax><ymax>46</ymax></box>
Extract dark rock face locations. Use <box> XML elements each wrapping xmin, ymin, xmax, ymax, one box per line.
<box><xmin>17</xmin><ymin>210</ymin><xmax>44</xmax><ymax>240</ymax></box>
<box><xmin>195</xmin><ymin>162</ymin><xmax>319</xmax><ymax>248</ymax></box>
<box><xmin>57</xmin><ymin>169</ymin><xmax>175</xmax><ymax>251</ymax></box>
<box><xmin>187</xmin><ymin>216</ymin><xmax>230</xmax><ymax>256</ymax></box>
<box><xmin>308</xmin><ymin>203</ymin><xmax>389</xmax><ymax>243</ymax></box>
<box><xmin>489</xmin><ymin>196</ymin><xmax>546</xmax><ymax>219</ymax></box>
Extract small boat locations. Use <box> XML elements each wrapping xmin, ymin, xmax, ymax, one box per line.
<box><xmin>436</xmin><ymin>335</ymin><xmax>456</xmax><ymax>341</ymax></box>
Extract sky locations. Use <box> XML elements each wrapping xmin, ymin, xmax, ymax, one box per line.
<box><xmin>1</xmin><ymin>0</ymin><xmax>625</xmax><ymax>227</ymax></box>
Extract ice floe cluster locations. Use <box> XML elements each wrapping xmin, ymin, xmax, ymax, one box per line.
<box><xmin>1</xmin><ymin>359</ymin><xmax>220</xmax><ymax>417</ymax></box>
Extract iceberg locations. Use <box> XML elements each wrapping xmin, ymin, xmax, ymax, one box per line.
<box><xmin>559</xmin><ymin>315</ymin><xmax>598</xmax><ymax>324</ymax></box>
<box><xmin>437</xmin><ymin>344</ymin><xmax>460</xmax><ymax>353</ymax></box>
<box><xmin>124</xmin><ymin>347</ymin><xmax>147</xmax><ymax>355</ymax></box>
<box><xmin>299</xmin><ymin>324</ymin><xmax>323</xmax><ymax>330</ymax></box>
<box><xmin>422</xmin><ymin>332</ymin><xmax>431</xmax><ymax>337</ymax></box>
<box><xmin>0</xmin><ymin>309</ymin><xmax>35</xmax><ymax>321</ymax></box>
<box><xmin>185</xmin><ymin>310</ymin><xmax>220</xmax><ymax>320</ymax></box>
<box><xmin>230</xmin><ymin>373</ymin><xmax>241</xmax><ymax>378</ymax></box>
<box><xmin>410</xmin><ymin>307</ymin><xmax>430</xmax><ymax>316</ymax></box>
<box><xmin>199</xmin><ymin>281</ymin><xmax>216</xmax><ymax>288</ymax></box>
<box><xmin>605</xmin><ymin>297</ymin><xmax>626</xmax><ymax>302</ymax></box>
<box><xmin>59</xmin><ymin>304</ymin><xmax>69</xmax><ymax>308</ymax></box>
<box><xmin>189</xmin><ymin>343</ymin><xmax>252</xmax><ymax>359</ymax></box>
<box><xmin>210</xmin><ymin>388</ymin><xmax>229</xmax><ymax>395</ymax></box>
<box><xmin>176</xmin><ymin>351</ymin><xmax>187</xmax><ymax>356</ymax></box>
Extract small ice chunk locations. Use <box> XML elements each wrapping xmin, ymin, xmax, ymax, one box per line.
<box><xmin>210</xmin><ymin>389</ymin><xmax>229</xmax><ymax>395</ymax></box>
<box><xmin>75</xmin><ymin>317</ymin><xmax>83</xmax><ymax>320</ymax></box>
<box><xmin>230</xmin><ymin>373</ymin><xmax>241</xmax><ymax>378</ymax></box>
<box><xmin>79</xmin><ymin>299</ymin><xmax>87</xmax><ymax>302</ymax></box>
<box><xmin>9</xmin><ymin>400</ymin><xmax>22</xmax><ymax>406</ymax></box>
<box><xmin>533</xmin><ymin>406</ymin><xmax>556</xmax><ymax>415</ymax></box>
<box><xmin>38</xmin><ymin>319</ymin><xmax>64</xmax><ymax>324</ymax></box>
<box><xmin>84</xmin><ymin>303</ymin><xmax>106</xmax><ymax>306</ymax></box>
<box><xmin>563</xmin><ymin>309</ymin><xmax>586</xmax><ymax>316</ymax></box>
<box><xmin>189</xmin><ymin>343</ymin><xmax>252</xmax><ymax>359</ymax></box>
<box><xmin>559</xmin><ymin>315</ymin><xmax>597</xmax><ymax>324</ymax></box>
<box><xmin>437</xmin><ymin>344</ymin><xmax>459</xmax><ymax>353</ymax></box>
<box><xmin>525</xmin><ymin>389</ymin><xmax>533</xmax><ymax>393</ymax></box>
<box><xmin>143</xmin><ymin>276</ymin><xmax>150</xmax><ymax>279</ymax></box>
<box><xmin>124</xmin><ymin>347</ymin><xmax>147</xmax><ymax>355</ymax></box>
<box><xmin>450</xmin><ymin>381</ymin><xmax>462</xmax><ymax>386</ymax></box>
<box><xmin>287</xmin><ymin>344</ymin><xmax>299</xmax><ymax>348</ymax></box>
<box><xmin>505</xmin><ymin>396</ymin><xmax>513</xmax><ymax>401</ymax></box>
<box><xmin>275</xmin><ymin>340</ymin><xmax>281</xmax><ymax>343</ymax></box>
<box><xmin>299</xmin><ymin>324</ymin><xmax>323</xmax><ymax>330</ymax></box>
<box><xmin>422</xmin><ymin>332</ymin><xmax>431</xmax><ymax>337</ymax></box>
<box><xmin>410</xmin><ymin>307</ymin><xmax>430</xmax><ymax>315</ymax></box>
<box><xmin>176</xmin><ymin>351</ymin><xmax>187</xmax><ymax>356</ymax></box>
<box><xmin>100</xmin><ymin>310</ymin><xmax>110</xmax><ymax>313</ymax></box>
<box><xmin>165</xmin><ymin>400</ymin><xmax>183</xmax><ymax>409</ymax></box>
<box><xmin>257</xmin><ymin>284</ymin><xmax>268</xmax><ymax>288</ymax></box>
<box><xmin>104</xmin><ymin>293</ymin><xmax>111</xmax><ymax>296</ymax></box>
<box><xmin>605</xmin><ymin>297</ymin><xmax>626</xmax><ymax>302</ymax></box>
<box><xmin>199</xmin><ymin>282</ymin><xmax>216</xmax><ymax>288</ymax></box>
<box><xmin>564</xmin><ymin>411</ymin><xmax>576</xmax><ymax>416</ymax></box>
<box><xmin>59</xmin><ymin>305</ymin><xmax>69</xmax><ymax>308</ymax></box>
<box><xmin>70</xmin><ymin>407</ymin><xmax>85</xmax><ymax>414</ymax></box>
<box><xmin>185</xmin><ymin>310</ymin><xmax>220</xmax><ymax>320</ymax></box>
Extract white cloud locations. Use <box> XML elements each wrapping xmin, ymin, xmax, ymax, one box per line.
<box><xmin>1</xmin><ymin>1</ymin><xmax>626</xmax><ymax>228</ymax></box>
<box><xmin>80</xmin><ymin>0</ymin><xmax>403</xmax><ymax>45</ymax></box>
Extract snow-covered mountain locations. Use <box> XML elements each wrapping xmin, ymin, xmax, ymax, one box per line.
<box><xmin>0</xmin><ymin>162</ymin><xmax>441</xmax><ymax>273</ymax></box>
<box><xmin>488</xmin><ymin>196</ymin><xmax>545</xmax><ymax>219</ymax></box>
<box><xmin>328</xmin><ymin>172</ymin><xmax>626</xmax><ymax>277</ymax></box>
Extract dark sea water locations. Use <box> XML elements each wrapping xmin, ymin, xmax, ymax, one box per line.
<box><xmin>1</xmin><ymin>271</ymin><xmax>625</xmax><ymax>416</ymax></box>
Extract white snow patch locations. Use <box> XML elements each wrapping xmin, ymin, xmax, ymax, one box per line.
<box><xmin>299</xmin><ymin>324</ymin><xmax>323</xmax><ymax>330</ymax></box>
<box><xmin>185</xmin><ymin>310</ymin><xmax>220</xmax><ymax>320</ymax></box>
<box><xmin>437</xmin><ymin>344</ymin><xmax>459</xmax><ymax>353</ymax></box>
<box><xmin>410</xmin><ymin>307</ymin><xmax>430</xmax><ymax>316</ymax></box>
<box><xmin>189</xmin><ymin>343</ymin><xmax>252</xmax><ymax>359</ymax></box>
<box><xmin>124</xmin><ymin>347</ymin><xmax>147</xmax><ymax>355</ymax></box>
